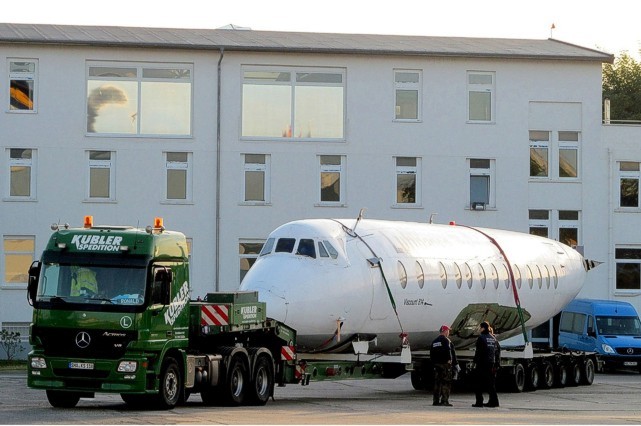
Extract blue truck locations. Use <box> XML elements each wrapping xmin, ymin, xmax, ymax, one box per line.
<box><xmin>558</xmin><ymin>299</ymin><xmax>641</xmax><ymax>373</ymax></box>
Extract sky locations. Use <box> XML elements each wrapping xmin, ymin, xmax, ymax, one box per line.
<box><xmin>6</xmin><ymin>0</ymin><xmax>641</xmax><ymax>59</ymax></box>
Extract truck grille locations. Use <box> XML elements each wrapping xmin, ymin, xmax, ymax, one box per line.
<box><xmin>33</xmin><ymin>327</ymin><xmax>136</xmax><ymax>359</ymax></box>
<box><xmin>615</xmin><ymin>347</ymin><xmax>641</xmax><ymax>356</ymax></box>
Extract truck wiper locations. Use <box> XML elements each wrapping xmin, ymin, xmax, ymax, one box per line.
<box><xmin>90</xmin><ymin>297</ymin><xmax>114</xmax><ymax>304</ymax></box>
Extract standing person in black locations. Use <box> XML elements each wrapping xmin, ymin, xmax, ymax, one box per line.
<box><xmin>472</xmin><ymin>321</ymin><xmax>500</xmax><ymax>408</ymax></box>
<box><xmin>430</xmin><ymin>324</ymin><xmax>458</xmax><ymax>406</ymax></box>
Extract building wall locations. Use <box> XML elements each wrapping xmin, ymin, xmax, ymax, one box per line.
<box><xmin>1</xmin><ymin>39</ymin><xmax>638</xmax><ymax>335</ymax></box>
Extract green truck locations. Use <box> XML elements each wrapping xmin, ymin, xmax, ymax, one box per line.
<box><xmin>27</xmin><ymin>217</ymin><xmax>406</xmax><ymax>409</ymax></box>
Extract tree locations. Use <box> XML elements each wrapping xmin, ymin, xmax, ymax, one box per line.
<box><xmin>603</xmin><ymin>52</ymin><xmax>641</xmax><ymax>122</ymax></box>
<box><xmin>0</xmin><ymin>329</ymin><xmax>24</xmax><ymax>361</ymax></box>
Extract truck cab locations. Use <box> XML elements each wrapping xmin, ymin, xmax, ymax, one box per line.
<box><xmin>558</xmin><ymin>298</ymin><xmax>641</xmax><ymax>373</ymax></box>
<box><xmin>27</xmin><ymin>217</ymin><xmax>191</xmax><ymax>408</ymax></box>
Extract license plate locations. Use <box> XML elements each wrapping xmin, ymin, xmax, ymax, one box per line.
<box><xmin>69</xmin><ymin>362</ymin><xmax>94</xmax><ymax>370</ymax></box>
<box><xmin>623</xmin><ymin>361</ymin><xmax>638</xmax><ymax>367</ymax></box>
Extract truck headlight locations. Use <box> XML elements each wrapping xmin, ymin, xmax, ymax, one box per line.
<box><xmin>30</xmin><ymin>357</ymin><xmax>47</xmax><ymax>369</ymax></box>
<box><xmin>602</xmin><ymin>344</ymin><xmax>616</xmax><ymax>354</ymax></box>
<box><xmin>117</xmin><ymin>361</ymin><xmax>138</xmax><ymax>373</ymax></box>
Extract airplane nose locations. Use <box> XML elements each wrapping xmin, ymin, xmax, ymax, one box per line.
<box><xmin>259</xmin><ymin>285</ymin><xmax>288</xmax><ymax>323</ymax></box>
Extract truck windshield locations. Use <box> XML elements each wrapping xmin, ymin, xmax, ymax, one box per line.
<box><xmin>37</xmin><ymin>262</ymin><xmax>146</xmax><ymax>306</ymax></box>
<box><xmin>596</xmin><ymin>316</ymin><xmax>641</xmax><ymax>336</ymax></box>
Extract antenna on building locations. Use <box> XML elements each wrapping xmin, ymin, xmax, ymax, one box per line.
<box><xmin>550</xmin><ymin>23</ymin><xmax>556</xmax><ymax>38</ymax></box>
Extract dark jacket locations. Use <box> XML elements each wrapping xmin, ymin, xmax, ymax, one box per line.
<box><xmin>430</xmin><ymin>334</ymin><xmax>458</xmax><ymax>365</ymax></box>
<box><xmin>474</xmin><ymin>331</ymin><xmax>501</xmax><ymax>368</ymax></box>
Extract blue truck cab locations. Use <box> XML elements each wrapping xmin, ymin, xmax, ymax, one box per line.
<box><xmin>558</xmin><ymin>299</ymin><xmax>641</xmax><ymax>372</ymax></box>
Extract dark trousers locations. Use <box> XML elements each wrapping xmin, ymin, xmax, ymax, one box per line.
<box><xmin>433</xmin><ymin>363</ymin><xmax>452</xmax><ymax>404</ymax></box>
<box><xmin>474</xmin><ymin>367</ymin><xmax>498</xmax><ymax>405</ymax></box>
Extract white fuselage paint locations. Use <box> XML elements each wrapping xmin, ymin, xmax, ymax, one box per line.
<box><xmin>240</xmin><ymin>219</ymin><xmax>586</xmax><ymax>353</ymax></box>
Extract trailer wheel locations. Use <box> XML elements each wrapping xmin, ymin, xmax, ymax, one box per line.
<box><xmin>581</xmin><ymin>358</ymin><xmax>595</xmax><ymax>385</ymax></box>
<box><xmin>554</xmin><ymin>363</ymin><xmax>568</xmax><ymax>388</ymax></box>
<box><xmin>568</xmin><ymin>362</ymin><xmax>582</xmax><ymax>386</ymax></box>
<box><xmin>525</xmin><ymin>364</ymin><xmax>539</xmax><ymax>391</ymax></box>
<box><xmin>410</xmin><ymin>369</ymin><xmax>430</xmax><ymax>391</ymax></box>
<box><xmin>158</xmin><ymin>357</ymin><xmax>182</xmax><ymax>409</ymax></box>
<box><xmin>539</xmin><ymin>361</ymin><xmax>554</xmax><ymax>389</ymax></box>
<box><xmin>508</xmin><ymin>363</ymin><xmax>525</xmax><ymax>393</ymax></box>
<box><xmin>46</xmin><ymin>390</ymin><xmax>80</xmax><ymax>408</ymax></box>
<box><xmin>247</xmin><ymin>355</ymin><xmax>273</xmax><ymax>406</ymax></box>
<box><xmin>224</xmin><ymin>355</ymin><xmax>248</xmax><ymax>406</ymax></box>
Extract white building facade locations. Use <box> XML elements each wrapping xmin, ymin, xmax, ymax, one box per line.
<box><xmin>2</xmin><ymin>23</ymin><xmax>639</xmax><ymax>348</ymax></box>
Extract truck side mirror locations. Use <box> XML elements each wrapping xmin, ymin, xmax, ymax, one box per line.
<box><xmin>27</xmin><ymin>261</ymin><xmax>41</xmax><ymax>306</ymax></box>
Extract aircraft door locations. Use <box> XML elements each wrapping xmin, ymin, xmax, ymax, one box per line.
<box><xmin>354</xmin><ymin>241</ymin><xmax>392</xmax><ymax>321</ymax></box>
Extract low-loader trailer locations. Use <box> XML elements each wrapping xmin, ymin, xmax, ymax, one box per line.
<box><xmin>26</xmin><ymin>217</ymin><xmax>597</xmax><ymax>409</ymax></box>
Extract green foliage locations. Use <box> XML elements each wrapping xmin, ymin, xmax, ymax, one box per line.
<box><xmin>0</xmin><ymin>329</ymin><xmax>24</xmax><ymax>361</ymax></box>
<box><xmin>603</xmin><ymin>53</ymin><xmax>641</xmax><ymax>121</ymax></box>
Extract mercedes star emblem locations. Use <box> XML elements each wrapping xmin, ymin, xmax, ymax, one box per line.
<box><xmin>75</xmin><ymin>331</ymin><xmax>91</xmax><ymax>349</ymax></box>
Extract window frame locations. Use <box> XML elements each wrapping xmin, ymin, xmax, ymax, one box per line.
<box><xmin>529</xmin><ymin>130</ymin><xmax>581</xmax><ymax>181</ymax></box>
<box><xmin>163</xmin><ymin>151</ymin><xmax>192</xmax><ymax>203</ymax></box>
<box><xmin>8</xmin><ymin>58</ymin><xmax>38</xmax><ymax>113</ymax></box>
<box><xmin>241</xmin><ymin>66</ymin><xmax>346</xmax><ymax>142</ymax></box>
<box><xmin>467</xmin><ymin>71</ymin><xmax>495</xmax><ymax>123</ymax></box>
<box><xmin>241</xmin><ymin>153</ymin><xmax>271</xmax><ymax>205</ymax></box>
<box><xmin>2</xmin><ymin>235</ymin><xmax>35</xmax><ymax>288</ymax></box>
<box><xmin>393</xmin><ymin>69</ymin><xmax>421</xmax><ymax>122</ymax></box>
<box><xmin>468</xmin><ymin>158</ymin><xmax>496</xmax><ymax>210</ymax></box>
<box><xmin>617</xmin><ymin>161</ymin><xmax>640</xmax><ymax>210</ymax></box>
<box><xmin>317</xmin><ymin>154</ymin><xmax>346</xmax><ymax>206</ymax></box>
<box><xmin>86</xmin><ymin>150</ymin><xmax>116</xmax><ymax>202</ymax></box>
<box><xmin>239</xmin><ymin>239</ymin><xmax>265</xmax><ymax>285</ymax></box>
<box><xmin>5</xmin><ymin>148</ymin><xmax>36</xmax><ymax>201</ymax></box>
<box><xmin>528</xmin><ymin>209</ymin><xmax>580</xmax><ymax>247</ymax></box>
<box><xmin>393</xmin><ymin>156</ymin><xmax>422</xmax><ymax>208</ymax></box>
<box><xmin>86</xmin><ymin>61</ymin><xmax>193</xmax><ymax>137</ymax></box>
<box><xmin>615</xmin><ymin>246</ymin><xmax>641</xmax><ymax>294</ymax></box>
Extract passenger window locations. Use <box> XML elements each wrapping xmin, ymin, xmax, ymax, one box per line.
<box><xmin>259</xmin><ymin>238</ymin><xmax>275</xmax><ymax>256</ymax></box>
<box><xmin>454</xmin><ymin>263</ymin><xmax>462</xmax><ymax>289</ymax></box>
<box><xmin>296</xmin><ymin>239</ymin><xmax>316</xmax><ymax>258</ymax></box>
<box><xmin>464</xmin><ymin>263</ymin><xmax>473</xmax><ymax>289</ymax></box>
<box><xmin>275</xmin><ymin>238</ymin><xmax>296</xmax><ymax>253</ymax></box>
<box><xmin>513</xmin><ymin>264</ymin><xmax>522</xmax><ymax>289</ymax></box>
<box><xmin>318</xmin><ymin>242</ymin><xmax>329</xmax><ymax>258</ymax></box>
<box><xmin>416</xmin><ymin>261</ymin><xmax>424</xmax><ymax>289</ymax></box>
<box><xmin>323</xmin><ymin>240</ymin><xmax>339</xmax><ymax>259</ymax></box>
<box><xmin>398</xmin><ymin>261</ymin><xmax>408</xmax><ymax>289</ymax></box>
<box><xmin>439</xmin><ymin>262</ymin><xmax>447</xmax><ymax>289</ymax></box>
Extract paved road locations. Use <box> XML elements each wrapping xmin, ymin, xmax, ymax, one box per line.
<box><xmin>1</xmin><ymin>370</ymin><xmax>640</xmax><ymax>424</ymax></box>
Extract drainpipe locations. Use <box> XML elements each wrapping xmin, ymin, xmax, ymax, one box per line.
<box><xmin>215</xmin><ymin>48</ymin><xmax>224</xmax><ymax>291</ymax></box>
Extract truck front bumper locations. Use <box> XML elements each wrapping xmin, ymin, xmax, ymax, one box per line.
<box><xmin>28</xmin><ymin>353</ymin><xmax>154</xmax><ymax>394</ymax></box>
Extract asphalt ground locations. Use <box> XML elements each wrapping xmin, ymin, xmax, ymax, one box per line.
<box><xmin>1</xmin><ymin>370</ymin><xmax>640</xmax><ymax>424</ymax></box>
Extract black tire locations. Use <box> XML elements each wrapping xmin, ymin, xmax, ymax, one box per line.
<box><xmin>554</xmin><ymin>363</ymin><xmax>568</xmax><ymax>388</ymax></box>
<box><xmin>46</xmin><ymin>390</ymin><xmax>80</xmax><ymax>408</ymax></box>
<box><xmin>200</xmin><ymin>385</ymin><xmax>222</xmax><ymax>406</ymax></box>
<box><xmin>508</xmin><ymin>363</ymin><xmax>525</xmax><ymax>393</ymax></box>
<box><xmin>581</xmin><ymin>358</ymin><xmax>595</xmax><ymax>385</ymax></box>
<box><xmin>568</xmin><ymin>362</ymin><xmax>582</xmax><ymax>386</ymax></box>
<box><xmin>157</xmin><ymin>357</ymin><xmax>182</xmax><ymax>409</ymax></box>
<box><xmin>539</xmin><ymin>361</ymin><xmax>554</xmax><ymax>389</ymax></box>
<box><xmin>410</xmin><ymin>369</ymin><xmax>429</xmax><ymax>390</ymax></box>
<box><xmin>247</xmin><ymin>355</ymin><xmax>274</xmax><ymax>406</ymax></box>
<box><xmin>525</xmin><ymin>364</ymin><xmax>539</xmax><ymax>391</ymax></box>
<box><xmin>224</xmin><ymin>355</ymin><xmax>248</xmax><ymax>406</ymax></box>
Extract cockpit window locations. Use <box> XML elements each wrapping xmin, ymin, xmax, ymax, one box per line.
<box><xmin>318</xmin><ymin>242</ymin><xmax>329</xmax><ymax>258</ymax></box>
<box><xmin>323</xmin><ymin>240</ymin><xmax>339</xmax><ymax>259</ymax></box>
<box><xmin>296</xmin><ymin>239</ymin><xmax>316</xmax><ymax>258</ymax></box>
<box><xmin>275</xmin><ymin>238</ymin><xmax>296</xmax><ymax>253</ymax></box>
<box><xmin>260</xmin><ymin>238</ymin><xmax>275</xmax><ymax>256</ymax></box>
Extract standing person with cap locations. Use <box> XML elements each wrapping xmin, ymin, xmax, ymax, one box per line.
<box><xmin>472</xmin><ymin>321</ymin><xmax>501</xmax><ymax>408</ymax></box>
<box><xmin>430</xmin><ymin>324</ymin><xmax>458</xmax><ymax>406</ymax></box>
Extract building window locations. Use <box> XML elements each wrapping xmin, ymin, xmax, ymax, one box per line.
<box><xmin>394</xmin><ymin>70</ymin><xmax>421</xmax><ymax>121</ymax></box>
<box><xmin>615</xmin><ymin>247</ymin><xmax>641</xmax><ymax>291</ymax></box>
<box><xmin>319</xmin><ymin>155</ymin><xmax>345</xmax><ymax>205</ymax></box>
<box><xmin>239</xmin><ymin>240</ymin><xmax>264</xmax><ymax>284</ymax></box>
<box><xmin>87</xmin><ymin>150</ymin><xmax>115</xmax><ymax>200</ymax></box>
<box><xmin>530</xmin><ymin>130</ymin><xmax>580</xmax><ymax>179</ymax></box>
<box><xmin>165</xmin><ymin>152</ymin><xmax>191</xmax><ymax>202</ymax></box>
<box><xmin>86</xmin><ymin>63</ymin><xmax>192</xmax><ymax>136</ymax></box>
<box><xmin>241</xmin><ymin>67</ymin><xmax>345</xmax><ymax>140</ymax></box>
<box><xmin>469</xmin><ymin>158</ymin><xmax>495</xmax><ymax>209</ymax></box>
<box><xmin>3</xmin><ymin>236</ymin><xmax>34</xmax><ymax>285</ymax></box>
<box><xmin>9</xmin><ymin>59</ymin><xmax>37</xmax><ymax>111</ymax></box>
<box><xmin>618</xmin><ymin>161</ymin><xmax>640</xmax><ymax>208</ymax></box>
<box><xmin>394</xmin><ymin>157</ymin><xmax>420</xmax><ymax>206</ymax></box>
<box><xmin>467</xmin><ymin>71</ymin><xmax>495</xmax><ymax>122</ymax></box>
<box><xmin>528</xmin><ymin>209</ymin><xmax>580</xmax><ymax>246</ymax></box>
<box><xmin>243</xmin><ymin>154</ymin><xmax>270</xmax><ymax>203</ymax></box>
<box><xmin>7</xmin><ymin>148</ymin><xmax>35</xmax><ymax>199</ymax></box>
